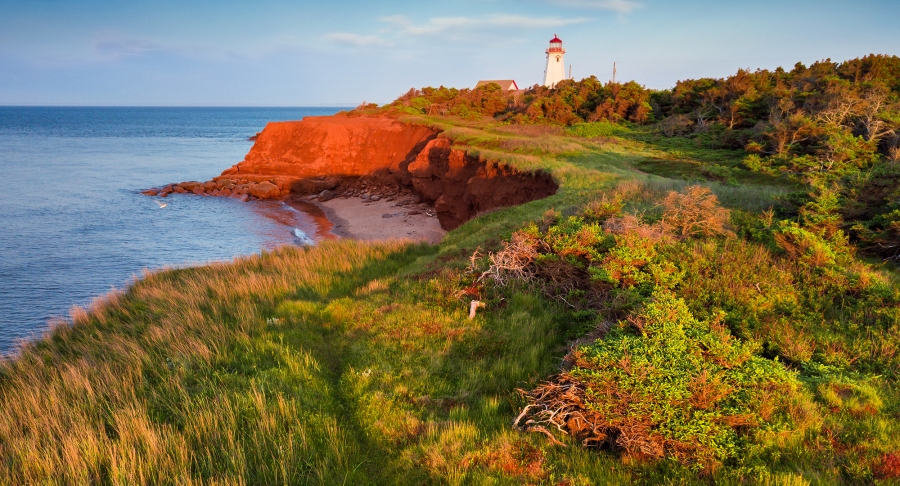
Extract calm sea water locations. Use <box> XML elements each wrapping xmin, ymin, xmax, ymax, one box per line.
<box><xmin>0</xmin><ymin>107</ymin><xmax>343</xmax><ymax>354</ymax></box>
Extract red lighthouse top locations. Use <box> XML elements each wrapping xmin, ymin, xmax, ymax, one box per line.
<box><xmin>547</xmin><ymin>34</ymin><xmax>564</xmax><ymax>53</ymax></box>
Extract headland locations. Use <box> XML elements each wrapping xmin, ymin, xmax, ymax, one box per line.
<box><xmin>143</xmin><ymin>112</ymin><xmax>558</xmax><ymax>241</ymax></box>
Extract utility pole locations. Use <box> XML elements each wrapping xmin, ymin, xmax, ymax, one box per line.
<box><xmin>612</xmin><ymin>62</ymin><xmax>617</xmax><ymax>84</ymax></box>
<box><xmin>568</xmin><ymin>65</ymin><xmax>572</xmax><ymax>80</ymax></box>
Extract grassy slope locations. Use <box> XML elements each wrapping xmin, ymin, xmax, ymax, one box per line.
<box><xmin>1</xmin><ymin>116</ymin><xmax>898</xmax><ymax>485</ymax></box>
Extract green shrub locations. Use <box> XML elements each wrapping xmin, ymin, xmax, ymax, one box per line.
<box><xmin>567</xmin><ymin>121</ymin><xmax>630</xmax><ymax>138</ymax></box>
<box><xmin>525</xmin><ymin>292</ymin><xmax>811</xmax><ymax>470</ymax></box>
<box><xmin>543</xmin><ymin>216</ymin><xmax>609</xmax><ymax>262</ymax></box>
<box><xmin>773</xmin><ymin>220</ymin><xmax>846</xmax><ymax>268</ymax></box>
<box><xmin>582</xmin><ymin>194</ymin><xmax>625</xmax><ymax>222</ymax></box>
<box><xmin>591</xmin><ymin>229</ymin><xmax>662</xmax><ymax>290</ymax></box>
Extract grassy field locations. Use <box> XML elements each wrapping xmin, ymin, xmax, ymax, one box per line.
<box><xmin>1</xmin><ymin>117</ymin><xmax>898</xmax><ymax>484</ymax></box>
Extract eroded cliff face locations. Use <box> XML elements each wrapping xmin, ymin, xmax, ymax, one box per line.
<box><xmin>223</xmin><ymin>114</ymin><xmax>438</xmax><ymax>183</ymax></box>
<box><xmin>146</xmin><ymin>114</ymin><xmax>557</xmax><ymax>230</ymax></box>
<box><xmin>407</xmin><ymin>138</ymin><xmax>557</xmax><ymax>229</ymax></box>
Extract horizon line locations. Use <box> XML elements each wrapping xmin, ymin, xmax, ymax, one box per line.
<box><xmin>0</xmin><ymin>104</ymin><xmax>360</xmax><ymax>108</ymax></box>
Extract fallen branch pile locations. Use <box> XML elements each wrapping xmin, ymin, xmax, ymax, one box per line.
<box><xmin>514</xmin><ymin>374</ymin><xmax>613</xmax><ymax>450</ymax></box>
<box><xmin>478</xmin><ymin>231</ymin><xmax>543</xmax><ymax>285</ymax></box>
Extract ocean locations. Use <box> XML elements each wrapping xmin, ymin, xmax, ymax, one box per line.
<box><xmin>0</xmin><ymin>106</ymin><xmax>342</xmax><ymax>354</ymax></box>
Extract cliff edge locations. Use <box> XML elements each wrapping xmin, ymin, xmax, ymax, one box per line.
<box><xmin>224</xmin><ymin>114</ymin><xmax>438</xmax><ymax>183</ymax></box>
<box><xmin>145</xmin><ymin>114</ymin><xmax>557</xmax><ymax>231</ymax></box>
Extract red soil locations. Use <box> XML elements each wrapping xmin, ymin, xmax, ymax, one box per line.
<box><xmin>222</xmin><ymin>113</ymin><xmax>438</xmax><ymax>181</ymax></box>
<box><xmin>146</xmin><ymin>113</ymin><xmax>558</xmax><ymax>231</ymax></box>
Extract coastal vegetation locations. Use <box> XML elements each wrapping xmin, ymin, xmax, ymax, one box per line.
<box><xmin>386</xmin><ymin>54</ymin><xmax>900</xmax><ymax>264</ymax></box>
<box><xmin>3</xmin><ymin>55</ymin><xmax>900</xmax><ymax>484</ymax></box>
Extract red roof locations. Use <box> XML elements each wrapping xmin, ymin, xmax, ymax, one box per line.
<box><xmin>475</xmin><ymin>80</ymin><xmax>519</xmax><ymax>91</ymax></box>
<box><xmin>550</xmin><ymin>35</ymin><xmax>562</xmax><ymax>43</ymax></box>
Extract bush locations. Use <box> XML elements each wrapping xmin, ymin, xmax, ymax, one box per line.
<box><xmin>658</xmin><ymin>114</ymin><xmax>693</xmax><ymax>137</ymax></box>
<box><xmin>519</xmin><ymin>292</ymin><xmax>810</xmax><ymax>470</ymax></box>
<box><xmin>773</xmin><ymin>221</ymin><xmax>843</xmax><ymax>268</ymax></box>
<box><xmin>566</xmin><ymin>121</ymin><xmax>630</xmax><ymax>138</ymax></box>
<box><xmin>660</xmin><ymin>185</ymin><xmax>732</xmax><ymax>238</ymax></box>
<box><xmin>582</xmin><ymin>194</ymin><xmax>625</xmax><ymax>222</ymax></box>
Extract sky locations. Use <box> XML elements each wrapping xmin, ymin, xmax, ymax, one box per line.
<box><xmin>0</xmin><ymin>0</ymin><xmax>898</xmax><ymax>106</ymax></box>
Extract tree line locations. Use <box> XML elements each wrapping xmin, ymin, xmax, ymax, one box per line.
<box><xmin>382</xmin><ymin>54</ymin><xmax>900</xmax><ymax>262</ymax></box>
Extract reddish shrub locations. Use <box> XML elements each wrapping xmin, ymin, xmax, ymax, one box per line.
<box><xmin>660</xmin><ymin>185</ymin><xmax>731</xmax><ymax>238</ymax></box>
<box><xmin>875</xmin><ymin>452</ymin><xmax>900</xmax><ymax>479</ymax></box>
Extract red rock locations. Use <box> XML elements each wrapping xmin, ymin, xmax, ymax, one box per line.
<box><xmin>250</xmin><ymin>181</ymin><xmax>280</xmax><ymax>199</ymax></box>
<box><xmin>179</xmin><ymin>181</ymin><xmax>202</xmax><ymax>191</ymax></box>
<box><xmin>153</xmin><ymin>114</ymin><xmax>557</xmax><ymax>230</ymax></box>
<box><xmin>220</xmin><ymin>114</ymin><xmax>438</xmax><ymax>181</ymax></box>
<box><xmin>291</xmin><ymin>177</ymin><xmax>339</xmax><ymax>194</ymax></box>
<box><xmin>406</xmin><ymin>137</ymin><xmax>557</xmax><ymax>229</ymax></box>
<box><xmin>318</xmin><ymin>189</ymin><xmax>335</xmax><ymax>202</ymax></box>
<box><xmin>408</xmin><ymin>138</ymin><xmax>451</xmax><ymax>179</ymax></box>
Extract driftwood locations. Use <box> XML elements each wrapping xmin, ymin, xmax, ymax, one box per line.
<box><xmin>468</xmin><ymin>300</ymin><xmax>485</xmax><ymax>319</ymax></box>
<box><xmin>478</xmin><ymin>231</ymin><xmax>543</xmax><ymax>286</ymax></box>
<box><xmin>516</xmin><ymin>374</ymin><xmax>712</xmax><ymax>464</ymax></box>
<box><xmin>514</xmin><ymin>374</ymin><xmax>614</xmax><ymax>449</ymax></box>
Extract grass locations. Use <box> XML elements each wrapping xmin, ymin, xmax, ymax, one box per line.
<box><xmin>0</xmin><ymin>239</ymin><xmax>646</xmax><ymax>484</ymax></box>
<box><xmin>1</xmin><ymin>115</ymin><xmax>899</xmax><ymax>484</ymax></box>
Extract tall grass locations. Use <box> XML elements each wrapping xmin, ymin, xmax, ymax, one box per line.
<box><xmin>639</xmin><ymin>174</ymin><xmax>791</xmax><ymax>212</ymax></box>
<box><xmin>1</xmin><ymin>114</ymin><xmax>898</xmax><ymax>484</ymax></box>
<box><xmin>0</xmin><ymin>240</ymin><xmax>589</xmax><ymax>483</ymax></box>
<box><xmin>1</xmin><ymin>242</ymin><xmax>417</xmax><ymax>484</ymax></box>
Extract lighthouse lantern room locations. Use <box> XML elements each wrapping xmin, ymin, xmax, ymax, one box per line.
<box><xmin>543</xmin><ymin>34</ymin><xmax>566</xmax><ymax>88</ymax></box>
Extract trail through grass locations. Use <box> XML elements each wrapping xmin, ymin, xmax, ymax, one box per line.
<box><xmin>1</xmin><ymin>116</ymin><xmax>899</xmax><ymax>484</ymax></box>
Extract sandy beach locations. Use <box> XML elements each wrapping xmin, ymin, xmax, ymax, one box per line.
<box><xmin>288</xmin><ymin>195</ymin><xmax>446</xmax><ymax>245</ymax></box>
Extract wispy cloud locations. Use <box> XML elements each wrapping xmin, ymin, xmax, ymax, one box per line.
<box><xmin>87</xmin><ymin>32</ymin><xmax>302</xmax><ymax>63</ymax></box>
<box><xmin>94</xmin><ymin>37</ymin><xmax>164</xmax><ymax>60</ymax></box>
<box><xmin>379</xmin><ymin>13</ymin><xmax>590</xmax><ymax>37</ymax></box>
<box><xmin>317</xmin><ymin>14</ymin><xmax>590</xmax><ymax>51</ymax></box>
<box><xmin>324</xmin><ymin>32</ymin><xmax>394</xmax><ymax>48</ymax></box>
<box><xmin>545</xmin><ymin>0</ymin><xmax>643</xmax><ymax>14</ymax></box>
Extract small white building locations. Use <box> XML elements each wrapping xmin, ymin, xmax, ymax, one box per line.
<box><xmin>543</xmin><ymin>35</ymin><xmax>566</xmax><ymax>88</ymax></box>
<box><xmin>475</xmin><ymin>80</ymin><xmax>520</xmax><ymax>92</ymax></box>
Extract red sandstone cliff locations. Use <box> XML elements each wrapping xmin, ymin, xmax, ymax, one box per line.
<box><xmin>408</xmin><ymin>138</ymin><xmax>557</xmax><ymax>229</ymax></box>
<box><xmin>146</xmin><ymin>113</ymin><xmax>557</xmax><ymax>230</ymax></box>
<box><xmin>222</xmin><ymin>114</ymin><xmax>438</xmax><ymax>188</ymax></box>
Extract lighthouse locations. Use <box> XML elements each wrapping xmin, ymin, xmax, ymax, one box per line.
<box><xmin>543</xmin><ymin>34</ymin><xmax>566</xmax><ymax>88</ymax></box>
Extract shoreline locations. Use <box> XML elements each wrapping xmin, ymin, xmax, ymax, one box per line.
<box><xmin>286</xmin><ymin>195</ymin><xmax>446</xmax><ymax>245</ymax></box>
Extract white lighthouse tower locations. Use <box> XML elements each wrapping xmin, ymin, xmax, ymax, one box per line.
<box><xmin>543</xmin><ymin>34</ymin><xmax>566</xmax><ymax>88</ymax></box>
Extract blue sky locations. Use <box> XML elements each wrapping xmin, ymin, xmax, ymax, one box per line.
<box><xmin>1</xmin><ymin>0</ymin><xmax>898</xmax><ymax>106</ymax></box>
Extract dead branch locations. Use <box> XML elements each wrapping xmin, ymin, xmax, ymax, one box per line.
<box><xmin>528</xmin><ymin>426</ymin><xmax>566</xmax><ymax>447</ymax></box>
<box><xmin>478</xmin><ymin>231</ymin><xmax>542</xmax><ymax>285</ymax></box>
